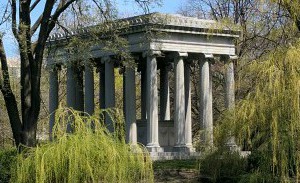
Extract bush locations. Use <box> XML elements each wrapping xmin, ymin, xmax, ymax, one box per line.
<box><xmin>199</xmin><ymin>150</ymin><xmax>248</xmax><ymax>183</ymax></box>
<box><xmin>213</xmin><ymin>42</ymin><xmax>300</xmax><ymax>182</ymax></box>
<box><xmin>11</xmin><ymin>108</ymin><xmax>154</xmax><ymax>183</ymax></box>
<box><xmin>0</xmin><ymin>148</ymin><xmax>17</xmax><ymax>183</ymax></box>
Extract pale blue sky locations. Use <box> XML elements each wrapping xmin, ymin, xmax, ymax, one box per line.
<box><xmin>118</xmin><ymin>0</ymin><xmax>183</xmax><ymax>15</ymax></box>
<box><xmin>4</xmin><ymin>0</ymin><xmax>183</xmax><ymax>58</ymax></box>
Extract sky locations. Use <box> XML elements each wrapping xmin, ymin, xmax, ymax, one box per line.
<box><xmin>118</xmin><ymin>0</ymin><xmax>183</xmax><ymax>15</ymax></box>
<box><xmin>3</xmin><ymin>0</ymin><xmax>183</xmax><ymax>58</ymax></box>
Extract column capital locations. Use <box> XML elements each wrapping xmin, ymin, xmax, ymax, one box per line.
<box><xmin>101</xmin><ymin>56</ymin><xmax>112</xmax><ymax>64</ymax></box>
<box><xmin>203</xmin><ymin>53</ymin><xmax>215</xmax><ymax>64</ymax></box>
<box><xmin>143</xmin><ymin>50</ymin><xmax>161</xmax><ymax>58</ymax></box>
<box><xmin>169</xmin><ymin>51</ymin><xmax>188</xmax><ymax>59</ymax></box>
<box><xmin>221</xmin><ymin>55</ymin><xmax>238</xmax><ymax>63</ymax></box>
<box><xmin>84</xmin><ymin>60</ymin><xmax>95</xmax><ymax>69</ymax></box>
<box><xmin>204</xmin><ymin>53</ymin><xmax>214</xmax><ymax>59</ymax></box>
<box><xmin>177</xmin><ymin>51</ymin><xmax>188</xmax><ymax>57</ymax></box>
<box><xmin>229</xmin><ymin>55</ymin><xmax>238</xmax><ymax>60</ymax></box>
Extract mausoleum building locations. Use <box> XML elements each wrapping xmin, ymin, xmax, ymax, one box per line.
<box><xmin>47</xmin><ymin>13</ymin><xmax>239</xmax><ymax>159</ymax></box>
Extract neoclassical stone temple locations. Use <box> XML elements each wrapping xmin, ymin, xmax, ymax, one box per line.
<box><xmin>47</xmin><ymin>13</ymin><xmax>239</xmax><ymax>158</ymax></box>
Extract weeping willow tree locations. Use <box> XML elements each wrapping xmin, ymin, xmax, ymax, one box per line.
<box><xmin>215</xmin><ymin>41</ymin><xmax>300</xmax><ymax>182</ymax></box>
<box><xmin>10</xmin><ymin>108</ymin><xmax>154</xmax><ymax>183</ymax></box>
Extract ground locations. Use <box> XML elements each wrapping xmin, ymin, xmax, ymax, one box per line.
<box><xmin>154</xmin><ymin>169</ymin><xmax>199</xmax><ymax>183</ymax></box>
<box><xmin>153</xmin><ymin>160</ymin><xmax>200</xmax><ymax>183</ymax></box>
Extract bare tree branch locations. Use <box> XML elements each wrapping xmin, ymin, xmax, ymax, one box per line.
<box><xmin>0</xmin><ymin>2</ymin><xmax>11</xmax><ymax>26</ymax></box>
<box><xmin>10</xmin><ymin>0</ymin><xmax>18</xmax><ymax>40</ymax></box>
<box><xmin>30</xmin><ymin>0</ymin><xmax>42</xmax><ymax>12</ymax></box>
<box><xmin>30</xmin><ymin>14</ymin><xmax>43</xmax><ymax>36</ymax></box>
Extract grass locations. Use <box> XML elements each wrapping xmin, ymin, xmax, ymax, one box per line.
<box><xmin>153</xmin><ymin>159</ymin><xmax>199</xmax><ymax>170</ymax></box>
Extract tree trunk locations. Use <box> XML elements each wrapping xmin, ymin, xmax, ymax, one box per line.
<box><xmin>21</xmin><ymin>125</ymin><xmax>37</xmax><ymax>147</ymax></box>
<box><xmin>0</xmin><ymin>37</ymin><xmax>22</xmax><ymax>147</ymax></box>
<box><xmin>2</xmin><ymin>91</ymin><xmax>22</xmax><ymax>147</ymax></box>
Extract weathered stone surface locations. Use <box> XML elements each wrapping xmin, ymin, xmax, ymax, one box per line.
<box><xmin>145</xmin><ymin>52</ymin><xmax>163</xmax><ymax>152</ymax></box>
<box><xmin>47</xmin><ymin>13</ymin><xmax>239</xmax><ymax>158</ymax></box>
<box><xmin>49</xmin><ymin>67</ymin><xmax>58</xmax><ymax>139</ymax></box>
<box><xmin>84</xmin><ymin>63</ymin><xmax>94</xmax><ymax>115</ymax></box>
<box><xmin>104</xmin><ymin>58</ymin><xmax>115</xmax><ymax>132</ymax></box>
<box><xmin>199</xmin><ymin>56</ymin><xmax>213</xmax><ymax>147</ymax></box>
<box><xmin>124</xmin><ymin>67</ymin><xmax>137</xmax><ymax>144</ymax></box>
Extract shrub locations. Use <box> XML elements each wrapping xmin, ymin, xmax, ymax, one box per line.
<box><xmin>199</xmin><ymin>150</ymin><xmax>248</xmax><ymax>183</ymax></box>
<box><xmin>0</xmin><ymin>148</ymin><xmax>17</xmax><ymax>183</ymax></box>
<box><xmin>11</xmin><ymin>108</ymin><xmax>154</xmax><ymax>183</ymax></box>
<box><xmin>214</xmin><ymin>40</ymin><xmax>300</xmax><ymax>182</ymax></box>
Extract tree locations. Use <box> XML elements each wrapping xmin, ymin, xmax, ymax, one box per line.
<box><xmin>176</xmin><ymin>0</ymin><xmax>298</xmax><ymax>145</ymax></box>
<box><xmin>179</xmin><ymin>0</ymin><xmax>297</xmax><ymax>59</ymax></box>
<box><xmin>274</xmin><ymin>0</ymin><xmax>300</xmax><ymax>31</ymax></box>
<box><xmin>0</xmin><ymin>0</ymin><xmax>160</xmax><ymax>149</ymax></box>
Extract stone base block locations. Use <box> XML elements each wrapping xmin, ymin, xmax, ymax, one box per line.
<box><xmin>146</xmin><ymin>145</ymin><xmax>164</xmax><ymax>153</ymax></box>
<box><xmin>173</xmin><ymin>146</ymin><xmax>196</xmax><ymax>153</ymax></box>
<box><xmin>226</xmin><ymin>143</ymin><xmax>240</xmax><ymax>152</ymax></box>
<box><xmin>149</xmin><ymin>152</ymin><xmax>201</xmax><ymax>161</ymax></box>
<box><xmin>225</xmin><ymin>137</ymin><xmax>240</xmax><ymax>152</ymax></box>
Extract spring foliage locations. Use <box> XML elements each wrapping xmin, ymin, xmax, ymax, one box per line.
<box><xmin>215</xmin><ymin>41</ymin><xmax>300</xmax><ymax>182</ymax></box>
<box><xmin>11</xmin><ymin>108</ymin><xmax>154</xmax><ymax>183</ymax></box>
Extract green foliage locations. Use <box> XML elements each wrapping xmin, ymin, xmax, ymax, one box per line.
<box><xmin>275</xmin><ymin>0</ymin><xmax>300</xmax><ymax>20</ymax></box>
<box><xmin>0</xmin><ymin>148</ymin><xmax>17</xmax><ymax>183</ymax></box>
<box><xmin>11</xmin><ymin>108</ymin><xmax>154</xmax><ymax>183</ymax></box>
<box><xmin>215</xmin><ymin>41</ymin><xmax>300</xmax><ymax>182</ymax></box>
<box><xmin>153</xmin><ymin>159</ymin><xmax>199</xmax><ymax>170</ymax></box>
<box><xmin>199</xmin><ymin>150</ymin><xmax>248</xmax><ymax>183</ymax></box>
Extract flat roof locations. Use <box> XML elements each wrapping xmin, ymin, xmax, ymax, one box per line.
<box><xmin>47</xmin><ymin>13</ymin><xmax>240</xmax><ymax>43</ymax></box>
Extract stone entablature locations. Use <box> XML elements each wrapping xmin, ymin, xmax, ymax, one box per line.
<box><xmin>46</xmin><ymin>13</ymin><xmax>239</xmax><ymax>63</ymax></box>
<box><xmin>47</xmin><ymin>13</ymin><xmax>239</xmax><ymax>42</ymax></box>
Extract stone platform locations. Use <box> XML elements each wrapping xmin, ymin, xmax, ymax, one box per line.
<box><xmin>150</xmin><ymin>152</ymin><xmax>201</xmax><ymax>161</ymax></box>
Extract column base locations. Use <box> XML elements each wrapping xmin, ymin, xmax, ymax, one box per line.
<box><xmin>146</xmin><ymin>144</ymin><xmax>164</xmax><ymax>152</ymax></box>
<box><xmin>173</xmin><ymin>145</ymin><xmax>195</xmax><ymax>153</ymax></box>
<box><xmin>225</xmin><ymin>137</ymin><xmax>240</xmax><ymax>152</ymax></box>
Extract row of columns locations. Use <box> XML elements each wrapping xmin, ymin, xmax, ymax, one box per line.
<box><xmin>48</xmin><ymin>51</ymin><xmax>236</xmax><ymax>152</ymax></box>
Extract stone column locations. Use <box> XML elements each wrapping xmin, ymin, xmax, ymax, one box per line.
<box><xmin>160</xmin><ymin>63</ymin><xmax>170</xmax><ymax>121</ymax></box>
<box><xmin>66</xmin><ymin>64</ymin><xmax>76</xmax><ymax>132</ymax></box>
<box><xmin>200</xmin><ymin>54</ymin><xmax>214</xmax><ymax>147</ymax></box>
<box><xmin>223</xmin><ymin>55</ymin><xmax>238</xmax><ymax>150</ymax></box>
<box><xmin>67</xmin><ymin>64</ymin><xmax>76</xmax><ymax>109</ymax></box>
<box><xmin>74</xmin><ymin>65</ymin><xmax>84</xmax><ymax>112</ymax></box>
<box><xmin>49</xmin><ymin>65</ymin><xmax>59</xmax><ymax>140</ymax></box>
<box><xmin>144</xmin><ymin>51</ymin><xmax>163</xmax><ymax>152</ymax></box>
<box><xmin>104</xmin><ymin>57</ymin><xmax>115</xmax><ymax>132</ymax></box>
<box><xmin>224</xmin><ymin>55</ymin><xmax>237</xmax><ymax>109</ymax></box>
<box><xmin>124</xmin><ymin>67</ymin><xmax>137</xmax><ymax>144</ymax></box>
<box><xmin>141</xmin><ymin>64</ymin><xmax>147</xmax><ymax>121</ymax></box>
<box><xmin>184</xmin><ymin>60</ymin><xmax>194</xmax><ymax>151</ymax></box>
<box><xmin>99</xmin><ymin>64</ymin><xmax>105</xmax><ymax>110</ymax></box>
<box><xmin>84</xmin><ymin>62</ymin><xmax>94</xmax><ymax>115</ymax></box>
<box><xmin>173</xmin><ymin>52</ymin><xmax>187</xmax><ymax>151</ymax></box>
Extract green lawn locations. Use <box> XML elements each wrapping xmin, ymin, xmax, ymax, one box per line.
<box><xmin>153</xmin><ymin>159</ymin><xmax>199</xmax><ymax>170</ymax></box>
